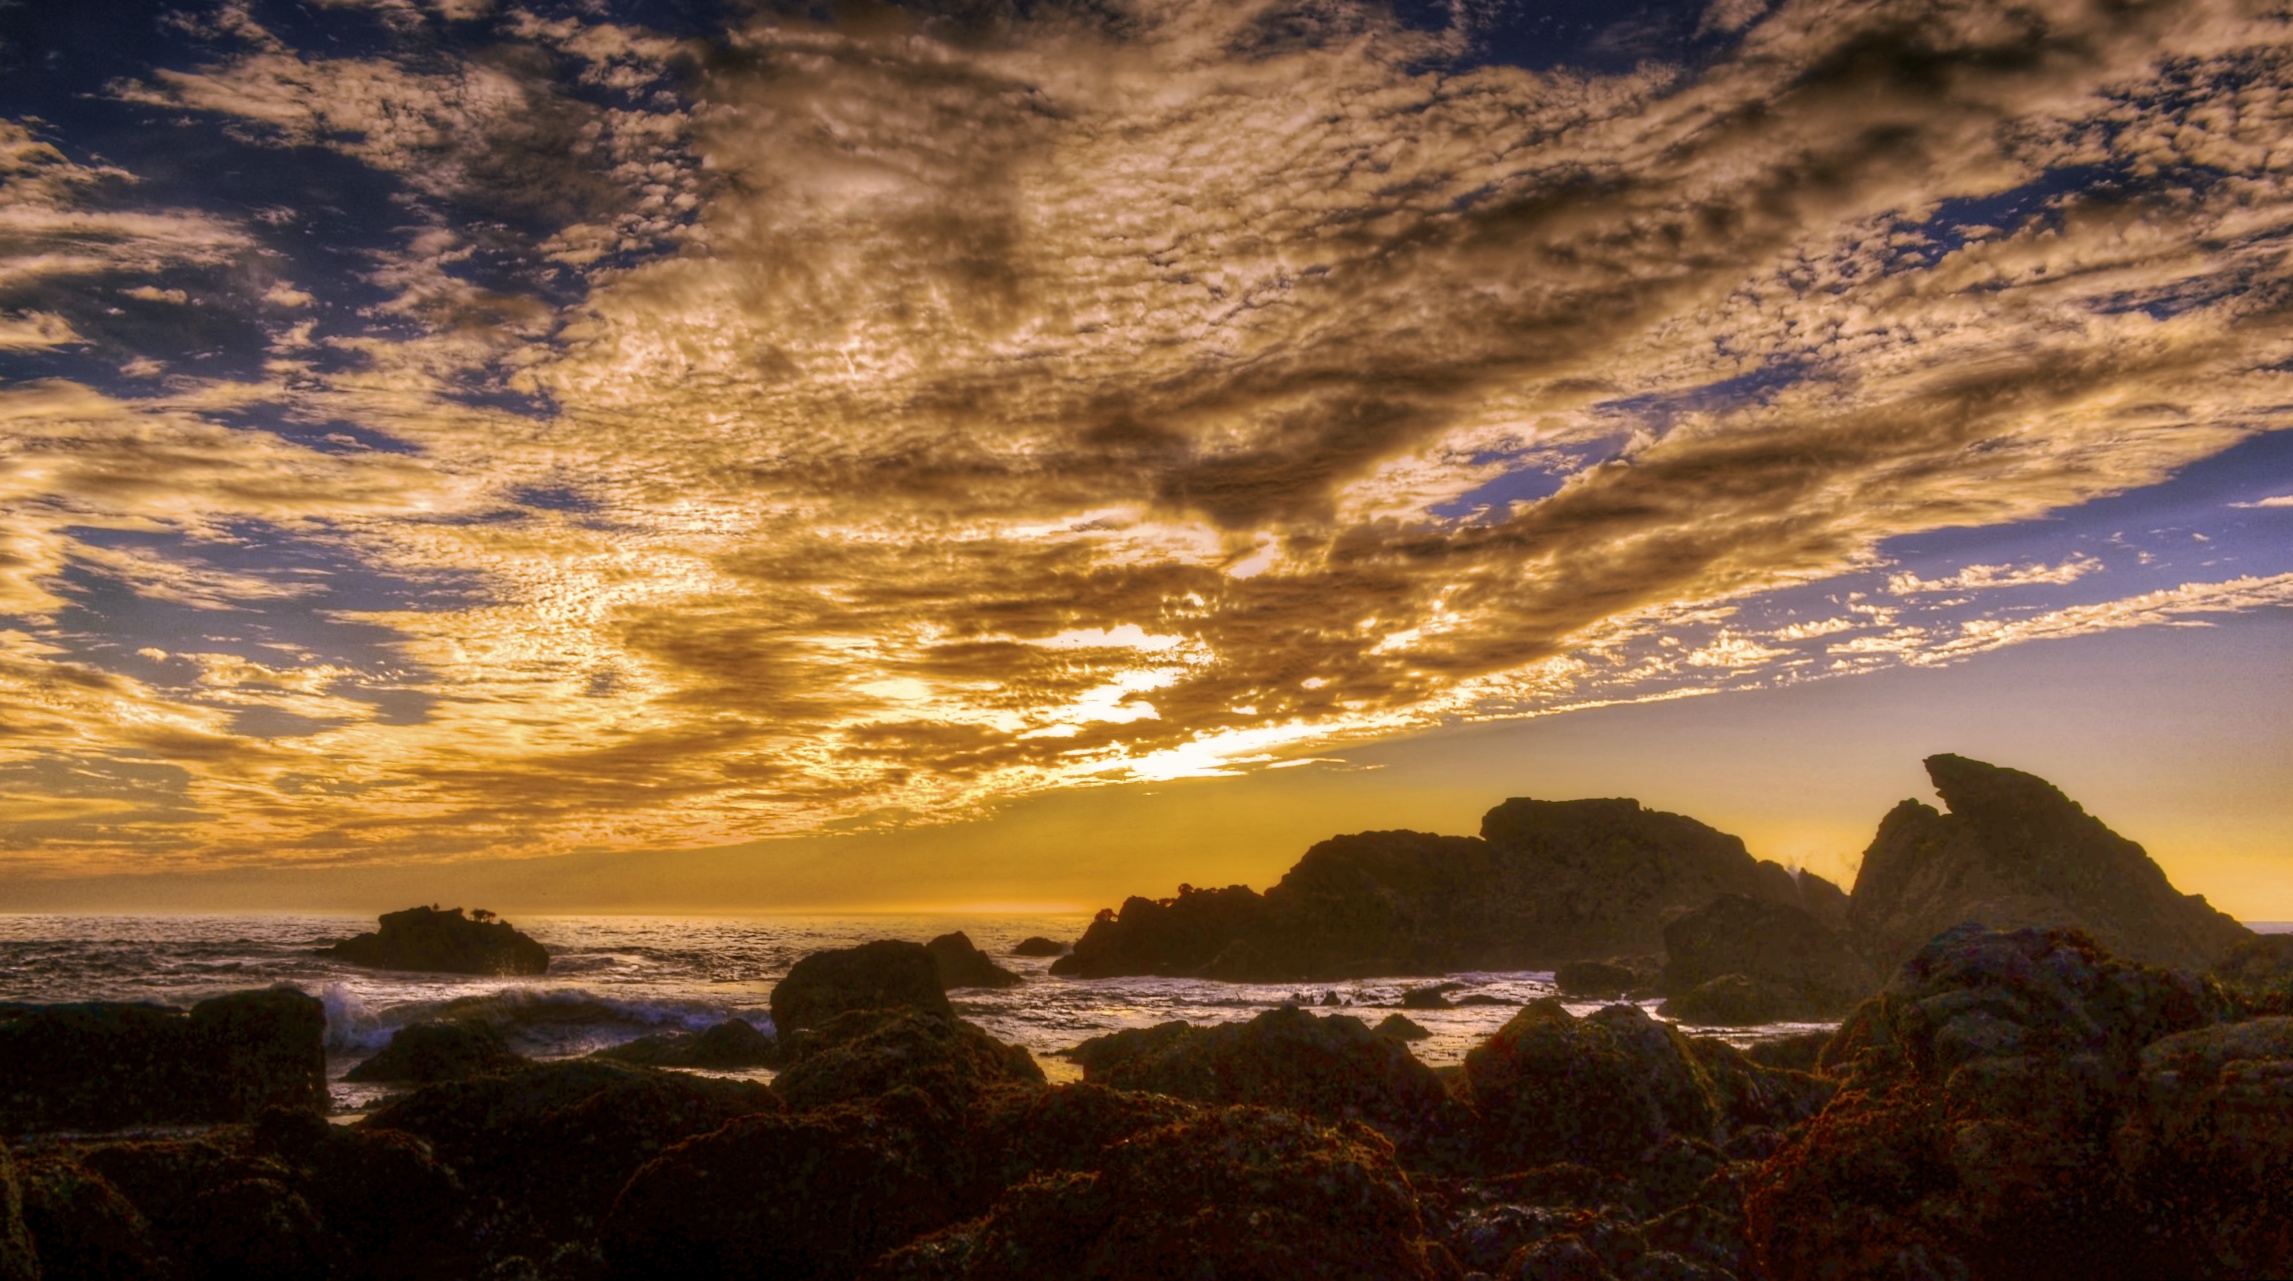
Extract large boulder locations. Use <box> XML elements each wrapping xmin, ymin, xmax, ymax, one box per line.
<box><xmin>1066</xmin><ymin>1006</ymin><xmax>1467</xmax><ymax>1158</ymax></box>
<box><xmin>773</xmin><ymin>1009</ymin><xmax>1044</xmax><ymax>1114</ymax></box>
<box><xmin>1465</xmin><ymin>999</ymin><xmax>1723</xmax><ymax>1170</ymax></box>
<box><xmin>1846</xmin><ymin>755</ymin><xmax>2252</xmax><ymax>972</ymax></box>
<box><xmin>592</xmin><ymin>1018</ymin><xmax>776</xmax><ymax>1070</ymax></box>
<box><xmin>249</xmin><ymin>1106</ymin><xmax>473</xmax><ymax>1279</ymax></box>
<box><xmin>344</xmin><ymin>1020</ymin><xmax>527</xmax><ymax>1084</ymax></box>
<box><xmin>0</xmin><ymin>988</ymin><xmax>327</xmax><ymax>1132</ymax></box>
<box><xmin>868</xmin><ymin>1106</ymin><xmax>1452</xmax><ymax>1280</ymax></box>
<box><xmin>925</xmin><ymin>932</ymin><xmax>1023</xmax><ymax>990</ymax></box>
<box><xmin>323</xmin><ymin>906</ymin><xmax>549</xmax><ymax>976</ymax></box>
<box><xmin>1011</xmin><ymin>937</ymin><xmax>1068</xmax><ymax>957</ymax></box>
<box><xmin>1745</xmin><ymin>925</ymin><xmax>2227</xmax><ymax>1281</ymax></box>
<box><xmin>771</xmin><ymin>941</ymin><xmax>952</xmax><ymax>1032</ymax></box>
<box><xmin>1658</xmin><ymin>893</ymin><xmax>1879</xmax><ymax>1022</ymax></box>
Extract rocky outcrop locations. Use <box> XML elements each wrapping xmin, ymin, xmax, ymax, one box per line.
<box><xmin>773</xmin><ymin>1010</ymin><xmax>1044</xmax><ymax>1114</ymax></box>
<box><xmin>322</xmin><ymin>906</ymin><xmax>549</xmax><ymax>976</ymax></box>
<box><xmin>1011</xmin><ymin>936</ymin><xmax>1068</xmax><ymax>957</ymax></box>
<box><xmin>1744</xmin><ymin>924</ymin><xmax>2231</xmax><ymax>1281</ymax></box>
<box><xmin>1055</xmin><ymin>799</ymin><xmax>1812</xmax><ymax>980</ymax></box>
<box><xmin>1553</xmin><ymin>958</ymin><xmax>1651</xmax><ymax>999</ymax></box>
<box><xmin>1066</xmin><ymin>1007</ymin><xmax>1467</xmax><ymax>1158</ymax></box>
<box><xmin>2114</xmin><ymin>1017</ymin><xmax>2293</xmax><ymax>1272</ymax></box>
<box><xmin>924</xmin><ymin>932</ymin><xmax>1023</xmax><ymax>990</ymax></box>
<box><xmin>771</xmin><ymin>940</ymin><xmax>952</xmax><ymax>1032</ymax></box>
<box><xmin>2209</xmin><ymin>933</ymin><xmax>2293</xmax><ymax>1014</ymax></box>
<box><xmin>593</xmin><ymin>1018</ymin><xmax>776</xmax><ymax>1070</ymax></box>
<box><xmin>1846</xmin><ymin>755</ymin><xmax>2252</xmax><ymax>972</ymax></box>
<box><xmin>867</xmin><ymin>1107</ymin><xmax>1454</xmax><ymax>1280</ymax></box>
<box><xmin>0</xmin><ymin>988</ymin><xmax>328</xmax><ymax>1132</ymax></box>
<box><xmin>16</xmin><ymin>1153</ymin><xmax>164</xmax><ymax>1281</ymax></box>
<box><xmin>1658</xmin><ymin>893</ymin><xmax>1879</xmax><ymax>1024</ymax></box>
<box><xmin>345</xmin><ymin>1020</ymin><xmax>527</xmax><ymax>1084</ymax></box>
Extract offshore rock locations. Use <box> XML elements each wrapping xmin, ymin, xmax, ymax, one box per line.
<box><xmin>345</xmin><ymin>1019</ymin><xmax>527</xmax><ymax>1084</ymax></box>
<box><xmin>771</xmin><ymin>940</ymin><xmax>953</xmax><ymax>1031</ymax></box>
<box><xmin>1662</xmin><ymin>973</ymin><xmax>1811</xmax><ymax>1027</ymax></box>
<box><xmin>1056</xmin><ymin>799</ymin><xmax>1808</xmax><ymax>980</ymax></box>
<box><xmin>0</xmin><ymin>988</ymin><xmax>328</xmax><ymax>1132</ymax></box>
<box><xmin>1011</xmin><ymin>937</ymin><xmax>1068</xmax><ymax>957</ymax></box>
<box><xmin>363</xmin><ymin>1061</ymin><xmax>777</xmax><ymax>1252</ymax></box>
<box><xmin>1376</xmin><ymin>1013</ymin><xmax>1433</xmax><ymax>1041</ymax></box>
<box><xmin>774</xmin><ymin>1009</ymin><xmax>1044</xmax><ymax>1115</ymax></box>
<box><xmin>323</xmin><ymin>906</ymin><xmax>549</xmax><ymax>976</ymax></box>
<box><xmin>1658</xmin><ymin>893</ymin><xmax>1878</xmax><ymax>1022</ymax></box>
<box><xmin>1745</xmin><ymin>925</ymin><xmax>2226</xmax><ymax>1281</ymax></box>
<box><xmin>1067</xmin><ymin>1006</ymin><xmax>1467</xmax><ymax>1159</ymax></box>
<box><xmin>592</xmin><ymin>1018</ymin><xmax>776</xmax><ymax>1070</ymax></box>
<box><xmin>603</xmin><ymin>1086</ymin><xmax>970</xmax><ymax>1281</ymax></box>
<box><xmin>869</xmin><ymin>1106</ymin><xmax>1452</xmax><ymax>1281</ymax></box>
<box><xmin>1552</xmin><ymin>959</ymin><xmax>1648</xmax><ymax>1000</ymax></box>
<box><xmin>925</xmin><ymin>932</ymin><xmax>1024</xmax><ymax>990</ymax></box>
<box><xmin>1846</xmin><ymin>755</ymin><xmax>2252</xmax><ymax>972</ymax></box>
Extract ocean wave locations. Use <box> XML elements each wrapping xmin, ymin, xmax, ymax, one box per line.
<box><xmin>322</xmin><ymin>985</ymin><xmax>766</xmax><ymax>1058</ymax></box>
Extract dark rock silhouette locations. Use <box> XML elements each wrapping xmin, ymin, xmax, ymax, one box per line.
<box><xmin>924</xmin><ymin>931</ymin><xmax>1023</xmax><ymax>990</ymax></box>
<box><xmin>1796</xmin><ymin>869</ymin><xmax>1851</xmax><ymax>931</ymax></box>
<box><xmin>249</xmin><ymin>1106</ymin><xmax>472</xmax><ymax>1279</ymax></box>
<box><xmin>1399</xmin><ymin>982</ymin><xmax>1463</xmax><ymax>1010</ymax></box>
<box><xmin>1553</xmin><ymin>958</ymin><xmax>1648</xmax><ymax>999</ymax></box>
<box><xmin>869</xmin><ymin>1106</ymin><xmax>1453</xmax><ymax>1280</ymax></box>
<box><xmin>774</xmin><ymin>1009</ymin><xmax>1044</xmax><ymax>1114</ymax></box>
<box><xmin>1067</xmin><ymin>1006</ymin><xmax>1467</xmax><ymax>1158</ymax></box>
<box><xmin>1375</xmin><ymin>1013</ymin><xmax>1432</xmax><ymax>1041</ymax></box>
<box><xmin>323</xmin><ymin>906</ymin><xmax>549</xmax><ymax>976</ymax></box>
<box><xmin>1054</xmin><ymin>799</ymin><xmax>1811</xmax><ymax>980</ymax></box>
<box><xmin>1658</xmin><ymin>893</ymin><xmax>1878</xmax><ymax>1023</ymax></box>
<box><xmin>1846</xmin><ymin>754</ymin><xmax>2252</xmax><ymax>972</ymax></box>
<box><xmin>16</xmin><ymin>1153</ymin><xmax>164</xmax><ymax>1281</ymax></box>
<box><xmin>345</xmin><ymin>1019</ymin><xmax>527</xmax><ymax>1084</ymax></box>
<box><xmin>770</xmin><ymin>940</ymin><xmax>952</xmax><ymax>1032</ymax></box>
<box><xmin>1011</xmin><ymin>936</ymin><xmax>1068</xmax><ymax>957</ymax></box>
<box><xmin>1746</xmin><ymin>924</ymin><xmax>2228</xmax><ymax>1281</ymax></box>
<box><xmin>0</xmin><ymin>988</ymin><xmax>327</xmax><ymax>1131</ymax></box>
<box><xmin>592</xmin><ymin>1018</ymin><xmax>776</xmax><ymax>1070</ymax></box>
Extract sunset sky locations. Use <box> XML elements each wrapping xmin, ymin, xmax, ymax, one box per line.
<box><xmin>2</xmin><ymin>0</ymin><xmax>2289</xmax><ymax>916</ymax></box>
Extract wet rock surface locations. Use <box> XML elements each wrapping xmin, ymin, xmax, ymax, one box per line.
<box><xmin>0</xmin><ymin>988</ymin><xmax>328</xmax><ymax>1132</ymax></box>
<box><xmin>323</xmin><ymin>906</ymin><xmax>550</xmax><ymax>976</ymax></box>
<box><xmin>590</xmin><ymin>1018</ymin><xmax>775</xmax><ymax>1070</ymax></box>
<box><xmin>771</xmin><ymin>939</ymin><xmax>954</xmax><ymax>1031</ymax></box>
<box><xmin>774</xmin><ymin>1009</ymin><xmax>1044</xmax><ymax>1114</ymax></box>
<box><xmin>346</xmin><ymin>1019</ymin><xmax>529</xmax><ymax>1084</ymax></box>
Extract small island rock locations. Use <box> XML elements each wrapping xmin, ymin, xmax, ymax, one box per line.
<box><xmin>323</xmin><ymin>906</ymin><xmax>549</xmax><ymax>976</ymax></box>
<box><xmin>924</xmin><ymin>931</ymin><xmax>1024</xmax><ymax>990</ymax></box>
<box><xmin>1011</xmin><ymin>936</ymin><xmax>1069</xmax><ymax>957</ymax></box>
<box><xmin>770</xmin><ymin>940</ymin><xmax>953</xmax><ymax>1033</ymax></box>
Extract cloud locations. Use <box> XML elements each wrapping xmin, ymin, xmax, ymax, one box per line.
<box><xmin>2232</xmin><ymin>495</ymin><xmax>2293</xmax><ymax>508</ymax></box>
<box><xmin>1887</xmin><ymin>555</ymin><xmax>2104</xmax><ymax>594</ymax></box>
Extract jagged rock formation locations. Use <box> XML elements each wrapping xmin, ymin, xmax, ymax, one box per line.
<box><xmin>323</xmin><ymin>906</ymin><xmax>549</xmax><ymax>976</ymax></box>
<box><xmin>1054</xmin><ymin>799</ymin><xmax>1820</xmax><ymax>980</ymax></box>
<box><xmin>1846</xmin><ymin>754</ymin><xmax>2253</xmax><ymax>972</ymax></box>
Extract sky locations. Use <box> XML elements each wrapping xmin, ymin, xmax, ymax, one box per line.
<box><xmin>1</xmin><ymin>0</ymin><xmax>2290</xmax><ymax>916</ymax></box>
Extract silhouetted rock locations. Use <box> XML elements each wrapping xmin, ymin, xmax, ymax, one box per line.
<box><xmin>16</xmin><ymin>1154</ymin><xmax>163</xmax><ymax>1281</ymax></box>
<box><xmin>774</xmin><ymin>1009</ymin><xmax>1044</xmax><ymax>1114</ymax></box>
<box><xmin>592</xmin><ymin>1018</ymin><xmax>776</xmax><ymax>1070</ymax></box>
<box><xmin>362</xmin><ymin>1061</ymin><xmax>777</xmax><ymax>1252</ymax></box>
<box><xmin>0</xmin><ymin>988</ymin><xmax>327</xmax><ymax>1132</ymax></box>
<box><xmin>1658</xmin><ymin>893</ymin><xmax>1878</xmax><ymax>1022</ymax></box>
<box><xmin>1796</xmin><ymin>869</ymin><xmax>1850</xmax><ymax>931</ymax></box>
<box><xmin>868</xmin><ymin>1106</ymin><xmax>1452</xmax><ymax>1280</ymax></box>
<box><xmin>1745</xmin><ymin>924</ymin><xmax>2228</xmax><ymax>1281</ymax></box>
<box><xmin>249</xmin><ymin>1105</ymin><xmax>473</xmax><ymax>1279</ymax></box>
<box><xmin>1056</xmin><ymin>798</ymin><xmax>1810</xmax><ymax>981</ymax></box>
<box><xmin>603</xmin><ymin>1086</ymin><xmax>970</xmax><ymax>1281</ymax></box>
<box><xmin>0</xmin><ymin>1143</ymin><xmax>34</xmax><ymax>1281</ymax></box>
<box><xmin>1553</xmin><ymin>959</ymin><xmax>1645</xmax><ymax>999</ymax></box>
<box><xmin>323</xmin><ymin>906</ymin><xmax>549</xmax><ymax>976</ymax></box>
<box><xmin>1069</xmin><ymin>1006</ymin><xmax>1467</xmax><ymax>1158</ymax></box>
<box><xmin>924</xmin><ymin>932</ymin><xmax>1023</xmax><ymax>990</ymax></box>
<box><xmin>345</xmin><ymin>1019</ymin><xmax>527</xmax><ymax>1084</ymax></box>
<box><xmin>1400</xmin><ymin>982</ymin><xmax>1463</xmax><ymax>1009</ymax></box>
<box><xmin>771</xmin><ymin>940</ymin><xmax>952</xmax><ymax>1032</ymax></box>
<box><xmin>1375</xmin><ymin>1013</ymin><xmax>1432</xmax><ymax>1041</ymax></box>
<box><xmin>1846</xmin><ymin>755</ymin><xmax>2253</xmax><ymax>972</ymax></box>
<box><xmin>1011</xmin><ymin>936</ymin><xmax>1068</xmax><ymax>957</ymax></box>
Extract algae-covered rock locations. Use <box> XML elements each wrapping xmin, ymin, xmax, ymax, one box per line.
<box><xmin>771</xmin><ymin>941</ymin><xmax>953</xmax><ymax>1032</ymax></box>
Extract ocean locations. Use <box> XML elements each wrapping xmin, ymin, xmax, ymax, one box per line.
<box><xmin>0</xmin><ymin>911</ymin><xmax>1871</xmax><ymax>1110</ymax></box>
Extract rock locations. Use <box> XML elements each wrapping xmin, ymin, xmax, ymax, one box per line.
<box><xmin>968</xmin><ymin>1083</ymin><xmax>1201</xmax><ymax>1191</ymax></box>
<box><xmin>1845</xmin><ymin>755</ymin><xmax>2253</xmax><ymax>972</ymax></box>
<box><xmin>1744</xmin><ymin>925</ymin><xmax>2227</xmax><ymax>1281</ymax></box>
<box><xmin>1661</xmin><ymin>974</ymin><xmax>1811</xmax><ymax>1026</ymax></box>
<box><xmin>1376</xmin><ymin>1014</ymin><xmax>1433</xmax><ymax>1041</ymax></box>
<box><xmin>2113</xmin><ymin>1017</ymin><xmax>2293</xmax><ymax>1276</ymax></box>
<box><xmin>2209</xmin><ymin>933</ymin><xmax>2293</xmax><ymax>1015</ymax></box>
<box><xmin>1060</xmin><ymin>1021</ymin><xmax>1195</xmax><ymax>1080</ymax></box>
<box><xmin>346</xmin><ymin>1019</ymin><xmax>528</xmax><ymax>1084</ymax></box>
<box><xmin>925</xmin><ymin>932</ymin><xmax>1024</xmax><ymax>990</ymax></box>
<box><xmin>771</xmin><ymin>940</ymin><xmax>953</xmax><ymax>1032</ymax></box>
<box><xmin>1554</xmin><ymin>959</ymin><xmax>1645</xmax><ymax>999</ymax></box>
<box><xmin>1056</xmin><ymin>799</ymin><xmax>1810</xmax><ymax>981</ymax></box>
<box><xmin>1744</xmin><ymin>1031</ymin><xmax>1832</xmax><ymax>1074</ymax></box>
<box><xmin>16</xmin><ymin>1154</ymin><xmax>163</xmax><ymax>1280</ymax></box>
<box><xmin>774</xmin><ymin>1009</ymin><xmax>1044</xmax><ymax>1114</ymax></box>
<box><xmin>592</xmin><ymin>1019</ymin><xmax>775</xmax><ymax>1070</ymax></box>
<box><xmin>1011</xmin><ymin>937</ymin><xmax>1068</xmax><ymax>957</ymax></box>
<box><xmin>250</xmin><ymin>1106</ymin><xmax>473</xmax><ymax>1278</ymax></box>
<box><xmin>1401</xmin><ymin>982</ymin><xmax>1464</xmax><ymax>1010</ymax></box>
<box><xmin>178</xmin><ymin>1177</ymin><xmax>329</xmax><ymax>1281</ymax></box>
<box><xmin>869</xmin><ymin>1106</ymin><xmax>1451</xmax><ymax>1280</ymax></box>
<box><xmin>0</xmin><ymin>1143</ymin><xmax>35</xmax><ymax>1281</ymax></box>
<box><xmin>363</xmin><ymin>1061</ymin><xmax>778</xmax><ymax>1252</ymax></box>
<box><xmin>1796</xmin><ymin>870</ymin><xmax>1851</xmax><ymax>931</ymax></box>
<box><xmin>1068</xmin><ymin>1007</ymin><xmax>1468</xmax><ymax>1159</ymax></box>
<box><xmin>1660</xmin><ymin>893</ymin><xmax>1878</xmax><ymax>1019</ymax></box>
<box><xmin>323</xmin><ymin>906</ymin><xmax>549</xmax><ymax>976</ymax></box>
<box><xmin>0</xmin><ymin>987</ymin><xmax>328</xmax><ymax>1132</ymax></box>
<box><xmin>602</xmin><ymin>1086</ymin><xmax>970</xmax><ymax>1281</ymax></box>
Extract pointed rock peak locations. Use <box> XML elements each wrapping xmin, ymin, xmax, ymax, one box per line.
<box><xmin>1922</xmin><ymin>754</ymin><xmax>2083</xmax><ymax>829</ymax></box>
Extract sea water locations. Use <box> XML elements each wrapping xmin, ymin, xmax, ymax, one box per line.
<box><xmin>0</xmin><ymin>912</ymin><xmax>1842</xmax><ymax>1111</ymax></box>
